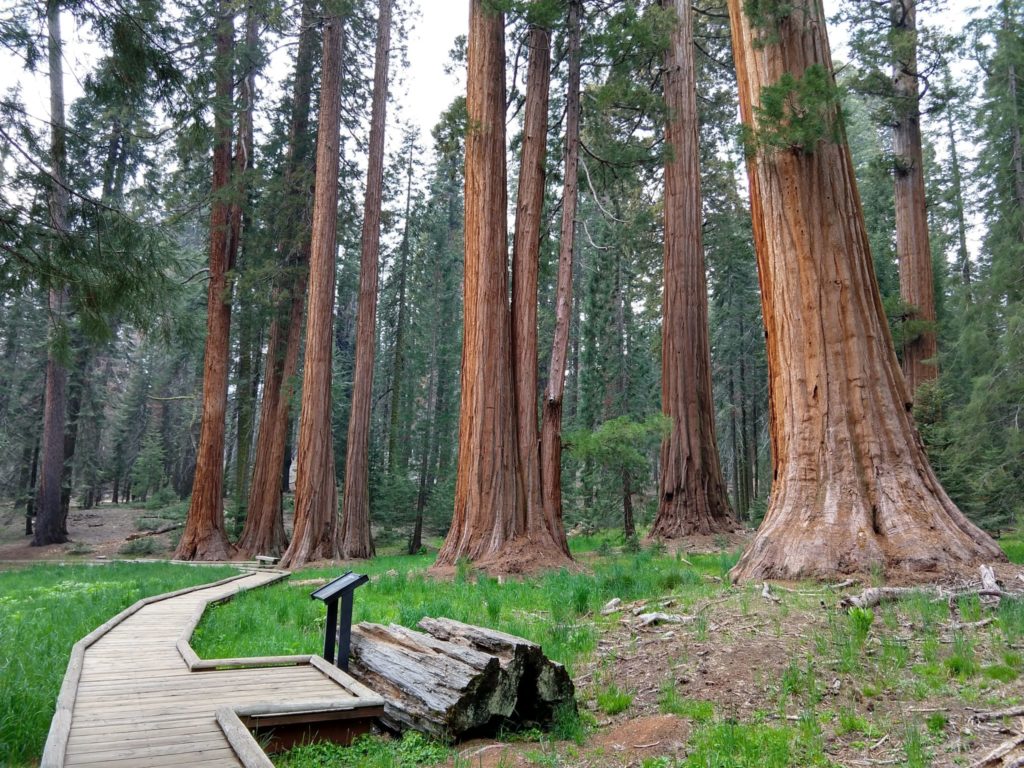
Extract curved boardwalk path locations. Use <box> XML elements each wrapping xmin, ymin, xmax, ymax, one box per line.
<box><xmin>42</xmin><ymin>570</ymin><xmax>384</xmax><ymax>768</ymax></box>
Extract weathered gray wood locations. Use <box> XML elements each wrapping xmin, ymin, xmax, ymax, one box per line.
<box><xmin>215</xmin><ymin>707</ymin><xmax>275</xmax><ymax>768</ymax></box>
<box><xmin>416</xmin><ymin>617</ymin><xmax>575</xmax><ymax>724</ymax></box>
<box><xmin>350</xmin><ymin>618</ymin><xmax>575</xmax><ymax>739</ymax></box>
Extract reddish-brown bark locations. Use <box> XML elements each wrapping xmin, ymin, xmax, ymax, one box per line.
<box><xmin>340</xmin><ymin>0</ymin><xmax>393</xmax><ymax>561</ymax></box>
<box><xmin>436</xmin><ymin>0</ymin><xmax>570</xmax><ymax>574</ymax></box>
<box><xmin>650</xmin><ymin>0</ymin><xmax>737</xmax><ymax>540</ymax></box>
<box><xmin>726</xmin><ymin>0</ymin><xmax>1005</xmax><ymax>581</ymax></box>
<box><xmin>280</xmin><ymin>10</ymin><xmax>345</xmax><ymax>569</ymax></box>
<box><xmin>176</xmin><ymin>1</ymin><xmax>236</xmax><ymax>562</ymax></box>
<box><xmin>892</xmin><ymin>0</ymin><xmax>938</xmax><ymax>395</ymax></box>
<box><xmin>33</xmin><ymin>0</ymin><xmax>70</xmax><ymax>547</ymax></box>
<box><xmin>511</xmin><ymin>16</ymin><xmax>570</xmax><ymax>557</ymax></box>
<box><xmin>236</xmin><ymin>0</ymin><xmax>318</xmax><ymax>558</ymax></box>
<box><xmin>539</xmin><ymin>0</ymin><xmax>581</xmax><ymax>558</ymax></box>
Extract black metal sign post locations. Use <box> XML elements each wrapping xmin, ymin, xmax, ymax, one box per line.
<box><xmin>311</xmin><ymin>572</ymin><xmax>369</xmax><ymax>671</ymax></box>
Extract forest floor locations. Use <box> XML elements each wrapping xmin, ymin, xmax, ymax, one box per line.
<box><xmin>0</xmin><ymin>502</ymin><xmax>183</xmax><ymax>562</ymax></box>
<box><xmin>3</xmin><ymin>502</ymin><xmax>1024</xmax><ymax>767</ymax></box>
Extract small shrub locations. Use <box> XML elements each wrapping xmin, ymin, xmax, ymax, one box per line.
<box><xmin>926</xmin><ymin>712</ymin><xmax>948</xmax><ymax>735</ymax></box>
<box><xmin>595</xmin><ymin>683</ymin><xmax>633</xmax><ymax>715</ymax></box>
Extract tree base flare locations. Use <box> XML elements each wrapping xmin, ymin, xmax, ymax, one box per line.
<box><xmin>730</xmin><ymin>499</ymin><xmax>1006</xmax><ymax>583</ymax></box>
<box><xmin>432</xmin><ymin>533</ymin><xmax>575</xmax><ymax>578</ymax></box>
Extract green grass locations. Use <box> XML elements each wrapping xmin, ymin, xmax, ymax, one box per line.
<box><xmin>1000</xmin><ymin>535</ymin><xmax>1024</xmax><ymax>564</ymax></box>
<box><xmin>0</xmin><ymin>561</ymin><xmax>239</xmax><ymax>766</ymax></box>
<box><xmin>657</xmin><ymin>680</ymin><xmax>715</xmax><ymax>723</ymax></box>
<box><xmin>595</xmin><ymin>683</ymin><xmax>633</xmax><ymax>715</ymax></box>
<box><xmin>193</xmin><ymin>548</ymin><xmax>731</xmax><ymax>678</ymax></box>
<box><xmin>275</xmin><ymin>732</ymin><xmax>450</xmax><ymax>767</ymax></box>
<box><xmin>682</xmin><ymin>718</ymin><xmax>832</xmax><ymax>768</ymax></box>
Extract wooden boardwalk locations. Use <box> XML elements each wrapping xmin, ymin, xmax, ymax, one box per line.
<box><xmin>42</xmin><ymin>570</ymin><xmax>385</xmax><ymax>768</ymax></box>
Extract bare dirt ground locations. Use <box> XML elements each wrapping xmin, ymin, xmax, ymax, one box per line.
<box><xmin>0</xmin><ymin>502</ymin><xmax>178</xmax><ymax>563</ymax></box>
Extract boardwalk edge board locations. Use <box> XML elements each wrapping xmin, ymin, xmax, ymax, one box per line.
<box><xmin>41</xmin><ymin>571</ymin><xmax>255</xmax><ymax>768</ymax></box>
<box><xmin>42</xmin><ymin>569</ymin><xmax>385</xmax><ymax>767</ymax></box>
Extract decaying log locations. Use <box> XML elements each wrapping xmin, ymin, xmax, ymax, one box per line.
<box><xmin>349</xmin><ymin>617</ymin><xmax>575</xmax><ymax>740</ymax></box>
<box><xmin>636</xmin><ymin>613</ymin><xmax>697</xmax><ymax>628</ymax></box>
<box><xmin>973</xmin><ymin>706</ymin><xmax>1024</xmax><ymax>723</ymax></box>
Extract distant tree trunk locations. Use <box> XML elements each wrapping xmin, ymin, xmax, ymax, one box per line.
<box><xmin>1003</xmin><ymin>1</ymin><xmax>1024</xmax><ymax>249</ymax></box>
<box><xmin>726</xmin><ymin>0</ymin><xmax>1005</xmax><ymax>581</ymax></box>
<box><xmin>237</xmin><ymin>0</ymin><xmax>317</xmax><ymax>558</ymax></box>
<box><xmin>945</xmin><ymin>103</ymin><xmax>971</xmax><ymax>290</ymax></box>
<box><xmin>340</xmin><ymin>0</ymin><xmax>392</xmax><ymax>561</ymax></box>
<box><xmin>538</xmin><ymin>0</ymin><xmax>581</xmax><ymax>557</ymax></box>
<box><xmin>60</xmin><ymin>344</ymin><xmax>92</xmax><ymax>525</ymax></box>
<box><xmin>512</xmin><ymin>14</ymin><xmax>565</xmax><ymax>550</ymax></box>
<box><xmin>280</xmin><ymin>8</ymin><xmax>346</xmax><ymax>569</ymax></box>
<box><xmin>437</xmin><ymin>0</ymin><xmax>567</xmax><ymax>573</ymax></box>
<box><xmin>651</xmin><ymin>0</ymin><xmax>737</xmax><ymax>540</ymax></box>
<box><xmin>34</xmin><ymin>0</ymin><xmax>70</xmax><ymax>547</ymax></box>
<box><xmin>622</xmin><ymin>470</ymin><xmax>635</xmax><ymax>539</ymax></box>
<box><xmin>20</xmin><ymin>439</ymin><xmax>39</xmax><ymax>535</ymax></box>
<box><xmin>175</xmin><ymin>0</ymin><xmax>236</xmax><ymax>561</ymax></box>
<box><xmin>892</xmin><ymin>0</ymin><xmax>938</xmax><ymax>395</ymax></box>
<box><xmin>387</xmin><ymin>145</ymin><xmax>414</xmax><ymax>476</ymax></box>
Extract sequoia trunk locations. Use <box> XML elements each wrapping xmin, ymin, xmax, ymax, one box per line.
<box><xmin>236</xmin><ymin>0</ymin><xmax>318</xmax><ymax>558</ymax></box>
<box><xmin>280</xmin><ymin>9</ymin><xmax>345</xmax><ymax>569</ymax></box>
<box><xmin>511</xmin><ymin>15</ymin><xmax>569</xmax><ymax>555</ymax></box>
<box><xmin>176</xmin><ymin>0</ymin><xmax>236</xmax><ymax>561</ymax></box>
<box><xmin>892</xmin><ymin>0</ymin><xmax>938</xmax><ymax>395</ymax></box>
<box><xmin>726</xmin><ymin>0</ymin><xmax>1005</xmax><ymax>581</ymax></box>
<box><xmin>650</xmin><ymin>0</ymin><xmax>737</xmax><ymax>540</ymax></box>
<box><xmin>339</xmin><ymin>0</ymin><xmax>392</xmax><ymax>560</ymax></box>
<box><xmin>539</xmin><ymin>0</ymin><xmax>581</xmax><ymax>557</ymax></box>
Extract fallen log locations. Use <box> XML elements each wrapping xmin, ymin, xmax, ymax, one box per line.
<box><xmin>349</xmin><ymin>618</ymin><xmax>575</xmax><ymax>740</ymax></box>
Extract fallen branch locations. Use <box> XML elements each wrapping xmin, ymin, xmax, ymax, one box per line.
<box><xmin>973</xmin><ymin>706</ymin><xmax>1024</xmax><ymax>723</ymax></box>
<box><xmin>839</xmin><ymin>587</ymin><xmax>919</xmax><ymax>610</ymax></box>
<box><xmin>636</xmin><ymin>613</ymin><xmax>697</xmax><ymax>628</ymax></box>
<box><xmin>125</xmin><ymin>523</ymin><xmax>182</xmax><ymax>541</ymax></box>
<box><xmin>969</xmin><ymin>731</ymin><xmax>1024</xmax><ymax>768</ymax></box>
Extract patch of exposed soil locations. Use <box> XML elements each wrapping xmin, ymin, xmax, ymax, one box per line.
<box><xmin>0</xmin><ymin>503</ymin><xmax>177</xmax><ymax>563</ymax></box>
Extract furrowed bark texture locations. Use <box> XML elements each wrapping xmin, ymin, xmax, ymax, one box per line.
<box><xmin>651</xmin><ymin>0</ymin><xmax>737</xmax><ymax>539</ymax></box>
<box><xmin>176</xmin><ymin>0</ymin><xmax>235</xmax><ymax>561</ymax></box>
<box><xmin>509</xmin><ymin>15</ymin><xmax>571</xmax><ymax>561</ymax></box>
<box><xmin>237</xmin><ymin>0</ymin><xmax>318</xmax><ymax>558</ymax></box>
<box><xmin>726</xmin><ymin>0</ymin><xmax>1005</xmax><ymax>581</ymax></box>
<box><xmin>539</xmin><ymin>0</ymin><xmax>581</xmax><ymax>557</ymax></box>
<box><xmin>892</xmin><ymin>0</ymin><xmax>938</xmax><ymax>395</ymax></box>
<box><xmin>437</xmin><ymin>0</ymin><xmax>541</xmax><ymax>572</ymax></box>
<box><xmin>280</xmin><ymin>11</ymin><xmax>345</xmax><ymax>569</ymax></box>
<box><xmin>34</xmin><ymin>0</ymin><xmax>70</xmax><ymax>547</ymax></box>
<box><xmin>340</xmin><ymin>0</ymin><xmax>392</xmax><ymax>560</ymax></box>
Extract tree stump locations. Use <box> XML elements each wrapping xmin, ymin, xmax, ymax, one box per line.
<box><xmin>349</xmin><ymin>618</ymin><xmax>575</xmax><ymax>739</ymax></box>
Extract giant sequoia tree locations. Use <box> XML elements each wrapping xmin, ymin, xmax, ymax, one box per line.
<box><xmin>726</xmin><ymin>0</ymin><xmax>1005</xmax><ymax>580</ymax></box>
<box><xmin>280</xmin><ymin>7</ymin><xmax>345</xmax><ymax>569</ymax></box>
<box><xmin>650</xmin><ymin>0</ymin><xmax>736</xmax><ymax>539</ymax></box>
<box><xmin>339</xmin><ymin>0</ymin><xmax>392</xmax><ymax>560</ymax></box>
<box><xmin>435</xmin><ymin>0</ymin><xmax>571</xmax><ymax>573</ymax></box>
<box><xmin>175</xmin><ymin>0</ymin><xmax>236</xmax><ymax>561</ymax></box>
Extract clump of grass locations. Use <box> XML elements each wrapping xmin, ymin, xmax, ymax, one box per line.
<box><xmin>982</xmin><ymin>664</ymin><xmax>1018</xmax><ymax>683</ymax></box>
<box><xmin>595</xmin><ymin>683</ymin><xmax>633</xmax><ymax>715</ymax></box>
<box><xmin>848</xmin><ymin>607</ymin><xmax>874</xmax><ymax>646</ymax></box>
<box><xmin>957</xmin><ymin>593</ymin><xmax>984</xmax><ymax>623</ymax></box>
<box><xmin>903</xmin><ymin>723</ymin><xmax>929</xmax><ymax>768</ymax></box>
<box><xmin>658</xmin><ymin>679</ymin><xmax>714</xmax><ymax>722</ymax></box>
<box><xmin>835</xmin><ymin>707</ymin><xmax>879</xmax><ymax>737</ymax></box>
<box><xmin>550</xmin><ymin>702</ymin><xmax>591</xmax><ymax>744</ymax></box>
<box><xmin>879</xmin><ymin>637</ymin><xmax>910</xmax><ymax>676</ymax></box>
<box><xmin>999</xmin><ymin>598</ymin><xmax>1024</xmax><ymax>643</ymax></box>
<box><xmin>276</xmin><ymin>732</ymin><xmax>450</xmax><ymax>768</ymax></box>
<box><xmin>682</xmin><ymin>719</ymin><xmax>831</xmax><ymax>768</ymax></box>
<box><xmin>944</xmin><ymin>633</ymin><xmax>979</xmax><ymax>679</ymax></box>
<box><xmin>926</xmin><ymin>712</ymin><xmax>948</xmax><ymax>735</ymax></box>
